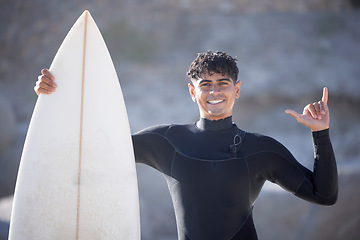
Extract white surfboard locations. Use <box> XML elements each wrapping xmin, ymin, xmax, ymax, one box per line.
<box><xmin>9</xmin><ymin>10</ymin><xmax>140</xmax><ymax>240</ymax></box>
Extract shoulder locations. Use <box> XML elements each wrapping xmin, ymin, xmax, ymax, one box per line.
<box><xmin>240</xmin><ymin>131</ymin><xmax>296</xmax><ymax>164</ymax></box>
<box><xmin>133</xmin><ymin>123</ymin><xmax>193</xmax><ymax>137</ymax></box>
<box><xmin>244</xmin><ymin>131</ymin><xmax>275</xmax><ymax>143</ymax></box>
<box><xmin>133</xmin><ymin>124</ymin><xmax>172</xmax><ymax>137</ymax></box>
<box><xmin>243</xmin><ymin>131</ymin><xmax>286</xmax><ymax>152</ymax></box>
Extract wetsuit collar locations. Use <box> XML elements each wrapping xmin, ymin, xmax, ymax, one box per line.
<box><xmin>196</xmin><ymin>116</ymin><xmax>234</xmax><ymax>131</ymax></box>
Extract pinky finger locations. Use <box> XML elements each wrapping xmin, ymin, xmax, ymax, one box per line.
<box><xmin>34</xmin><ymin>86</ymin><xmax>50</xmax><ymax>95</ymax></box>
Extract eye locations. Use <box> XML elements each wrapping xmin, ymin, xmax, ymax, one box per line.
<box><xmin>200</xmin><ymin>83</ymin><xmax>211</xmax><ymax>87</ymax></box>
<box><xmin>219</xmin><ymin>81</ymin><xmax>229</xmax><ymax>86</ymax></box>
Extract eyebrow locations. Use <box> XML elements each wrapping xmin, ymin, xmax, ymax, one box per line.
<box><xmin>217</xmin><ymin>78</ymin><xmax>232</xmax><ymax>82</ymax></box>
<box><xmin>198</xmin><ymin>78</ymin><xmax>232</xmax><ymax>84</ymax></box>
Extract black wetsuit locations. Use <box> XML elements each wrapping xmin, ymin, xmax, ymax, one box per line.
<box><xmin>132</xmin><ymin>116</ymin><xmax>338</xmax><ymax>240</ymax></box>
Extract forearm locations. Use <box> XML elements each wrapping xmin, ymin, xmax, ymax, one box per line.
<box><xmin>312</xmin><ymin>128</ymin><xmax>338</xmax><ymax>200</ymax></box>
<box><xmin>294</xmin><ymin>129</ymin><xmax>338</xmax><ymax>205</ymax></box>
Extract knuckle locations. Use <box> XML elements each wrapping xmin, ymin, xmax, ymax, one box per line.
<box><xmin>43</xmin><ymin>69</ymin><xmax>53</xmax><ymax>79</ymax></box>
<box><xmin>41</xmin><ymin>75</ymin><xmax>51</xmax><ymax>84</ymax></box>
<box><xmin>39</xmin><ymin>82</ymin><xmax>48</xmax><ymax>89</ymax></box>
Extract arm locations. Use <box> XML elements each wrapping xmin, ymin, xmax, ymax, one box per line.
<box><xmin>281</xmin><ymin>87</ymin><xmax>338</xmax><ymax>205</ymax></box>
<box><xmin>132</xmin><ymin>125</ymin><xmax>175</xmax><ymax>175</ymax></box>
<box><xmin>295</xmin><ymin>129</ymin><xmax>338</xmax><ymax>205</ymax></box>
<box><xmin>259</xmin><ymin>133</ymin><xmax>338</xmax><ymax>206</ymax></box>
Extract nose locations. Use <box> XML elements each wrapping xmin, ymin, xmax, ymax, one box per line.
<box><xmin>209</xmin><ymin>85</ymin><xmax>221</xmax><ymax>94</ymax></box>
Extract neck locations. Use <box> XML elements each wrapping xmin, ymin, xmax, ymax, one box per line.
<box><xmin>196</xmin><ymin>116</ymin><xmax>233</xmax><ymax>131</ymax></box>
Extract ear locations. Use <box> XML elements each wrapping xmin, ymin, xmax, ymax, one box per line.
<box><xmin>188</xmin><ymin>83</ymin><xmax>196</xmax><ymax>102</ymax></box>
<box><xmin>235</xmin><ymin>81</ymin><xmax>241</xmax><ymax>99</ymax></box>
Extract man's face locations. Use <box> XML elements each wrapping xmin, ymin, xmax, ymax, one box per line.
<box><xmin>188</xmin><ymin>72</ymin><xmax>241</xmax><ymax>121</ymax></box>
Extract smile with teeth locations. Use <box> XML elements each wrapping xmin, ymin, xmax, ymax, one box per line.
<box><xmin>207</xmin><ymin>99</ymin><xmax>225</xmax><ymax>105</ymax></box>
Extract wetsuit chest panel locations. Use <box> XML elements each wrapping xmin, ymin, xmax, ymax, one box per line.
<box><xmin>169</xmin><ymin>152</ymin><xmax>251</xmax><ymax>240</ymax></box>
<box><xmin>166</xmin><ymin>124</ymin><xmax>238</xmax><ymax>160</ymax></box>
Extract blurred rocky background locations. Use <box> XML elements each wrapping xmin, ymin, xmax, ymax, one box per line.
<box><xmin>0</xmin><ymin>0</ymin><xmax>359</xmax><ymax>239</ymax></box>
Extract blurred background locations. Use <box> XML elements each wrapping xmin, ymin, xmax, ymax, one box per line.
<box><xmin>0</xmin><ymin>0</ymin><xmax>359</xmax><ymax>239</ymax></box>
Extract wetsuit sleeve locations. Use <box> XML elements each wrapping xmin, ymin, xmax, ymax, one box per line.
<box><xmin>258</xmin><ymin>129</ymin><xmax>338</xmax><ymax>206</ymax></box>
<box><xmin>294</xmin><ymin>129</ymin><xmax>338</xmax><ymax>205</ymax></box>
<box><xmin>131</xmin><ymin>125</ymin><xmax>175</xmax><ymax>175</ymax></box>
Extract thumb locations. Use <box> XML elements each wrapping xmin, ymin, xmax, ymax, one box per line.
<box><xmin>285</xmin><ymin>109</ymin><xmax>301</xmax><ymax>121</ymax></box>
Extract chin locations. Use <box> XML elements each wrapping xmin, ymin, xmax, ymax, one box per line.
<box><xmin>206</xmin><ymin>113</ymin><xmax>229</xmax><ymax>120</ymax></box>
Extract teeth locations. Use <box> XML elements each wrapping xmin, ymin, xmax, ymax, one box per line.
<box><xmin>208</xmin><ymin>100</ymin><xmax>224</xmax><ymax>104</ymax></box>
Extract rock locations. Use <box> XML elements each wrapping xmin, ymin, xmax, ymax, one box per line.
<box><xmin>0</xmin><ymin>195</ymin><xmax>12</xmax><ymax>240</ymax></box>
<box><xmin>0</xmin><ymin>93</ymin><xmax>18</xmax><ymax>198</ymax></box>
<box><xmin>0</xmin><ymin>125</ymin><xmax>25</xmax><ymax>198</ymax></box>
<box><xmin>0</xmin><ymin>94</ymin><xmax>15</xmax><ymax>156</ymax></box>
<box><xmin>0</xmin><ymin>221</ymin><xmax>9</xmax><ymax>240</ymax></box>
<box><xmin>253</xmin><ymin>171</ymin><xmax>360</xmax><ymax>240</ymax></box>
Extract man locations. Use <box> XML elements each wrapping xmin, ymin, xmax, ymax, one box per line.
<box><xmin>35</xmin><ymin>51</ymin><xmax>338</xmax><ymax>240</ymax></box>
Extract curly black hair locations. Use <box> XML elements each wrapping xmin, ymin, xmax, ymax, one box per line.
<box><xmin>187</xmin><ymin>51</ymin><xmax>239</xmax><ymax>83</ymax></box>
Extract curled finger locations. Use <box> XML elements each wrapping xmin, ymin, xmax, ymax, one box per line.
<box><xmin>41</xmin><ymin>68</ymin><xmax>55</xmax><ymax>80</ymax></box>
<box><xmin>35</xmin><ymin>86</ymin><xmax>50</xmax><ymax>94</ymax></box>
<box><xmin>319</xmin><ymin>101</ymin><xmax>326</xmax><ymax>115</ymax></box>
<box><xmin>39</xmin><ymin>81</ymin><xmax>56</xmax><ymax>92</ymax></box>
<box><xmin>40</xmin><ymin>75</ymin><xmax>57</xmax><ymax>87</ymax></box>
<box><xmin>305</xmin><ymin>103</ymin><xmax>318</xmax><ymax>119</ymax></box>
<box><xmin>313</xmin><ymin>102</ymin><xmax>322</xmax><ymax>119</ymax></box>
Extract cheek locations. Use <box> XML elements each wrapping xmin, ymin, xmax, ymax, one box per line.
<box><xmin>223</xmin><ymin>88</ymin><xmax>236</xmax><ymax>98</ymax></box>
<box><xmin>196</xmin><ymin>89</ymin><xmax>207</xmax><ymax>99</ymax></box>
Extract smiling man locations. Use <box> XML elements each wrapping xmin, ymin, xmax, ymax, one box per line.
<box><xmin>188</xmin><ymin>72</ymin><xmax>240</xmax><ymax>121</ymax></box>
<box><xmin>35</xmin><ymin>51</ymin><xmax>338</xmax><ymax>240</ymax></box>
